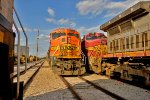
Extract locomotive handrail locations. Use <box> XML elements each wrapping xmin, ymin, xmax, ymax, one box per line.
<box><xmin>80</xmin><ymin>49</ymin><xmax>86</xmax><ymax>64</ymax></box>
<box><xmin>13</xmin><ymin>7</ymin><xmax>28</xmax><ymax>72</ymax></box>
<box><xmin>13</xmin><ymin>7</ymin><xmax>29</xmax><ymax>99</ymax></box>
<box><xmin>13</xmin><ymin>20</ymin><xmax>21</xmax><ymax>99</ymax></box>
<box><xmin>52</xmin><ymin>46</ymin><xmax>59</xmax><ymax>56</ymax></box>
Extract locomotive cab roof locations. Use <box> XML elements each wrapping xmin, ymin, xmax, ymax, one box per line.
<box><xmin>50</xmin><ymin>28</ymin><xmax>78</xmax><ymax>33</ymax></box>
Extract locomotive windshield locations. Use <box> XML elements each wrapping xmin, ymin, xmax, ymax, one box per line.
<box><xmin>98</xmin><ymin>35</ymin><xmax>107</xmax><ymax>38</ymax></box>
<box><xmin>52</xmin><ymin>33</ymin><xmax>66</xmax><ymax>39</ymax></box>
<box><xmin>86</xmin><ymin>36</ymin><xmax>97</xmax><ymax>40</ymax></box>
<box><xmin>86</xmin><ymin>34</ymin><xmax>106</xmax><ymax>40</ymax></box>
<box><xmin>68</xmin><ymin>33</ymin><xmax>79</xmax><ymax>38</ymax></box>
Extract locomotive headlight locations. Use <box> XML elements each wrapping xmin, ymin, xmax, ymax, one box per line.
<box><xmin>60</xmin><ymin>46</ymin><xmax>66</xmax><ymax>50</ymax></box>
<box><xmin>67</xmin><ymin>46</ymin><xmax>72</xmax><ymax>50</ymax></box>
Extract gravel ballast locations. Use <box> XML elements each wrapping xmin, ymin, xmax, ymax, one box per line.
<box><xmin>24</xmin><ymin>60</ymin><xmax>76</xmax><ymax>100</ymax></box>
<box><xmin>83</xmin><ymin>74</ymin><xmax>150</xmax><ymax>100</ymax></box>
<box><xmin>24</xmin><ymin>60</ymin><xmax>150</xmax><ymax>100</ymax></box>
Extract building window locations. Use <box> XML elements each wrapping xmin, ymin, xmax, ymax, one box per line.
<box><xmin>126</xmin><ymin>37</ymin><xmax>129</xmax><ymax>49</ymax></box>
<box><xmin>136</xmin><ymin>35</ymin><xmax>139</xmax><ymax>48</ymax></box>
<box><xmin>131</xmin><ymin>36</ymin><xmax>134</xmax><ymax>49</ymax></box>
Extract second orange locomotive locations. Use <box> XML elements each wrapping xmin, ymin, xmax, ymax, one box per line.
<box><xmin>49</xmin><ymin>28</ymin><xmax>85</xmax><ymax>75</ymax></box>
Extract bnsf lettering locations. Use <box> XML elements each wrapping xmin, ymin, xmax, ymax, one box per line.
<box><xmin>60</xmin><ymin>45</ymin><xmax>77</xmax><ymax>50</ymax></box>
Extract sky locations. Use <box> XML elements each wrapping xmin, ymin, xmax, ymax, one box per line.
<box><xmin>13</xmin><ymin>0</ymin><xmax>149</xmax><ymax>57</ymax></box>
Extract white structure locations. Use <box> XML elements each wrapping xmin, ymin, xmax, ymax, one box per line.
<box><xmin>15</xmin><ymin>45</ymin><xmax>29</xmax><ymax>57</ymax></box>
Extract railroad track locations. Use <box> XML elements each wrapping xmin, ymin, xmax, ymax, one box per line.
<box><xmin>13</xmin><ymin>60</ymin><xmax>44</xmax><ymax>78</ymax></box>
<box><xmin>23</xmin><ymin>60</ymin><xmax>45</xmax><ymax>93</ymax></box>
<box><xmin>13</xmin><ymin>60</ymin><xmax>45</xmax><ymax>97</ymax></box>
<box><xmin>60</xmin><ymin>76</ymin><xmax>83</xmax><ymax>100</ymax></box>
<box><xmin>60</xmin><ymin>76</ymin><xmax>126</xmax><ymax>100</ymax></box>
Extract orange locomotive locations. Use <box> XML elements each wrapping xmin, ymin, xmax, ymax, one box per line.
<box><xmin>49</xmin><ymin>28</ymin><xmax>85</xmax><ymax>75</ymax></box>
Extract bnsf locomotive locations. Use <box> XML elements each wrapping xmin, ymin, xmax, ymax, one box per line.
<box><xmin>49</xmin><ymin>28</ymin><xmax>85</xmax><ymax>75</ymax></box>
<box><xmin>82</xmin><ymin>32</ymin><xmax>107</xmax><ymax>73</ymax></box>
<box><xmin>82</xmin><ymin>1</ymin><xmax>150</xmax><ymax>86</ymax></box>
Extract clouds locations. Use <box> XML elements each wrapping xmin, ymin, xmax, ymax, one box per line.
<box><xmin>76</xmin><ymin>0</ymin><xmax>107</xmax><ymax>15</ymax></box>
<box><xmin>46</xmin><ymin>18</ymin><xmax>56</xmax><ymax>23</ymax></box>
<box><xmin>58</xmin><ymin>18</ymin><xmax>76</xmax><ymax>27</ymax></box>
<box><xmin>46</xmin><ymin>0</ymin><xmax>147</xmax><ymax>29</ymax></box>
<box><xmin>46</xmin><ymin>18</ymin><xmax>76</xmax><ymax>27</ymax></box>
<box><xmin>58</xmin><ymin>18</ymin><xmax>70</xmax><ymax>24</ymax></box>
<box><xmin>13</xmin><ymin>24</ymin><xmax>51</xmax><ymax>34</ymax></box>
<box><xmin>48</xmin><ymin>7</ymin><xmax>55</xmax><ymax>17</ymax></box>
<box><xmin>46</xmin><ymin>7</ymin><xmax>76</xmax><ymax>27</ymax></box>
<box><xmin>76</xmin><ymin>0</ymin><xmax>148</xmax><ymax>17</ymax></box>
<box><xmin>77</xmin><ymin>25</ymin><xmax>107</xmax><ymax>38</ymax></box>
<box><xmin>38</xmin><ymin>34</ymin><xmax>50</xmax><ymax>41</ymax></box>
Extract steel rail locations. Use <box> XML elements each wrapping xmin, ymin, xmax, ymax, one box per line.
<box><xmin>59</xmin><ymin>76</ymin><xmax>83</xmax><ymax>100</ymax></box>
<box><xmin>78</xmin><ymin>76</ymin><xmax>126</xmax><ymax>100</ymax></box>
<box><xmin>12</xmin><ymin>60</ymin><xmax>44</xmax><ymax>78</ymax></box>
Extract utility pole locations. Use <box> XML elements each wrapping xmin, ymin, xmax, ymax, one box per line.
<box><xmin>37</xmin><ymin>29</ymin><xmax>39</xmax><ymax>61</ymax></box>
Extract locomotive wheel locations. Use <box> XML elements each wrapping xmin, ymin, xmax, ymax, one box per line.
<box><xmin>122</xmin><ymin>70</ymin><xmax>128</xmax><ymax>78</ymax></box>
<box><xmin>50</xmin><ymin>59</ymin><xmax>52</xmax><ymax>68</ymax></box>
